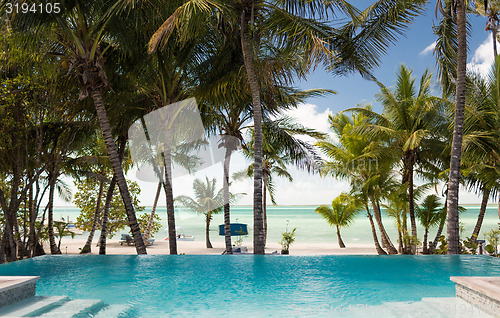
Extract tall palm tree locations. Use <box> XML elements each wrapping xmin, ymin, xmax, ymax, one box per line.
<box><xmin>9</xmin><ymin>0</ymin><xmax>148</xmax><ymax>254</ymax></box>
<box><xmin>347</xmin><ymin>66</ymin><xmax>447</xmax><ymax>252</ymax></box>
<box><xmin>474</xmin><ymin>0</ymin><xmax>500</xmax><ymax>56</ymax></box>
<box><xmin>317</xmin><ymin>111</ymin><xmax>399</xmax><ymax>254</ymax></box>
<box><xmin>315</xmin><ymin>194</ymin><xmax>362</xmax><ymax>248</ymax></box>
<box><xmin>462</xmin><ymin>61</ymin><xmax>500</xmax><ymax>243</ymax></box>
<box><xmin>436</xmin><ymin>0</ymin><xmax>469</xmax><ymax>254</ymax></box>
<box><xmin>237</xmin><ymin>116</ymin><xmax>325</xmax><ymax>245</ymax></box>
<box><xmin>416</xmin><ymin>194</ymin><xmax>443</xmax><ymax>254</ymax></box>
<box><xmin>149</xmin><ymin>0</ymin><xmax>428</xmax><ymax>254</ymax></box>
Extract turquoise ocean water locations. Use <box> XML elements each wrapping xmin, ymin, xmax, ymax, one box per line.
<box><xmin>55</xmin><ymin>205</ymin><xmax>500</xmax><ymax>245</ymax></box>
<box><xmin>0</xmin><ymin>255</ymin><xmax>499</xmax><ymax>317</ymax></box>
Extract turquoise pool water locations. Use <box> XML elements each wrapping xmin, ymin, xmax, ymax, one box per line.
<box><xmin>1</xmin><ymin>255</ymin><xmax>499</xmax><ymax>317</ymax></box>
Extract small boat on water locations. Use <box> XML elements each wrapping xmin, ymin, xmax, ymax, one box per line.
<box><xmin>164</xmin><ymin>234</ymin><xmax>195</xmax><ymax>241</ymax></box>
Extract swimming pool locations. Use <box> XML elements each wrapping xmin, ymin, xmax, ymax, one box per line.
<box><xmin>0</xmin><ymin>255</ymin><xmax>499</xmax><ymax>317</ymax></box>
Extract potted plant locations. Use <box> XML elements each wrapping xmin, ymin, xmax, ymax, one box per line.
<box><xmin>280</xmin><ymin>227</ymin><xmax>296</xmax><ymax>254</ymax></box>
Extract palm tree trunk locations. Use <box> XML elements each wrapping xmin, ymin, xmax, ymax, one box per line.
<box><xmin>366</xmin><ymin>208</ymin><xmax>387</xmax><ymax>255</ymax></box>
<box><xmin>143</xmin><ymin>182</ymin><xmax>162</xmax><ymax>247</ymax></box>
<box><xmin>241</xmin><ymin>9</ymin><xmax>265</xmax><ymax>254</ymax></box>
<box><xmin>99</xmin><ymin>136</ymin><xmax>126</xmax><ymax>255</ymax></box>
<box><xmin>408</xmin><ymin>159</ymin><xmax>418</xmax><ymax>252</ymax></box>
<box><xmin>430</xmin><ymin>198</ymin><xmax>447</xmax><ymax>254</ymax></box>
<box><xmin>423</xmin><ymin>228</ymin><xmax>429</xmax><ymax>254</ymax></box>
<box><xmin>80</xmin><ymin>179</ymin><xmax>104</xmax><ymax>254</ymax></box>
<box><xmin>99</xmin><ymin>176</ymin><xmax>116</xmax><ymax>255</ymax></box>
<box><xmin>47</xmin><ymin>172</ymin><xmax>61</xmax><ymax>255</ymax></box>
<box><xmin>493</xmin><ymin>27</ymin><xmax>498</xmax><ymax>56</ymax></box>
<box><xmin>447</xmin><ymin>0</ymin><xmax>467</xmax><ymax>255</ymax></box>
<box><xmin>336</xmin><ymin>225</ymin><xmax>346</xmax><ymax>248</ymax></box>
<box><xmin>91</xmin><ymin>90</ymin><xmax>147</xmax><ymax>255</ymax></box>
<box><xmin>206</xmin><ymin>213</ymin><xmax>213</xmax><ymax>249</ymax></box>
<box><xmin>223</xmin><ymin>146</ymin><xmax>233</xmax><ymax>254</ymax></box>
<box><xmin>471</xmin><ymin>187</ymin><xmax>490</xmax><ymax>243</ymax></box>
<box><xmin>370</xmin><ymin>197</ymin><xmax>398</xmax><ymax>254</ymax></box>
<box><xmin>397</xmin><ymin>223</ymin><xmax>403</xmax><ymax>253</ymax></box>
<box><xmin>263</xmin><ymin>174</ymin><xmax>268</xmax><ymax>247</ymax></box>
<box><xmin>163</xmin><ymin>140</ymin><xmax>177</xmax><ymax>255</ymax></box>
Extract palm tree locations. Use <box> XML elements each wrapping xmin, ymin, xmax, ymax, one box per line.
<box><xmin>347</xmin><ymin>66</ymin><xmax>447</xmax><ymax>252</ymax></box>
<box><xmin>176</xmin><ymin>177</ymin><xmax>243</xmax><ymax>248</ymax></box>
<box><xmin>318</xmin><ymin>110</ymin><xmax>399</xmax><ymax>254</ymax></box>
<box><xmin>149</xmin><ymin>0</ymin><xmax>428</xmax><ymax>254</ymax></box>
<box><xmin>474</xmin><ymin>0</ymin><xmax>500</xmax><ymax>56</ymax></box>
<box><xmin>462</xmin><ymin>62</ymin><xmax>500</xmax><ymax>243</ymax></box>
<box><xmin>436</xmin><ymin>0</ymin><xmax>469</xmax><ymax>254</ymax></box>
<box><xmin>416</xmin><ymin>194</ymin><xmax>443</xmax><ymax>254</ymax></box>
<box><xmin>315</xmin><ymin>194</ymin><xmax>362</xmax><ymax>248</ymax></box>
<box><xmin>237</xmin><ymin>116</ymin><xmax>325</xmax><ymax>246</ymax></box>
<box><xmin>9</xmin><ymin>0</ymin><xmax>148</xmax><ymax>254</ymax></box>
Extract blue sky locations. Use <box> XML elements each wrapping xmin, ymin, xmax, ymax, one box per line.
<box><xmin>298</xmin><ymin>1</ymin><xmax>488</xmax><ymax>115</ymax></box>
<box><xmin>55</xmin><ymin>2</ymin><xmax>498</xmax><ymax>207</ymax></box>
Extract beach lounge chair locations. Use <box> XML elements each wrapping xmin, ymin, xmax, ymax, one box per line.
<box><xmin>119</xmin><ymin>234</ymin><xmax>134</xmax><ymax>246</ymax></box>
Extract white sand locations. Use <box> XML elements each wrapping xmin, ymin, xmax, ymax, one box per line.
<box><xmin>48</xmin><ymin>238</ymin><xmax>378</xmax><ymax>255</ymax></box>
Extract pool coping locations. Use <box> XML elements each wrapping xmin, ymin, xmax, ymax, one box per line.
<box><xmin>450</xmin><ymin>276</ymin><xmax>500</xmax><ymax>317</ymax></box>
<box><xmin>0</xmin><ymin>276</ymin><xmax>40</xmax><ymax>308</ymax></box>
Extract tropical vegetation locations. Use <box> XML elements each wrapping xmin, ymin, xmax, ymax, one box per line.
<box><xmin>1</xmin><ymin>0</ymin><xmax>499</xmax><ymax>263</ymax></box>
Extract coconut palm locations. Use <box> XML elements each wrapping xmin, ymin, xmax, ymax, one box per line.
<box><xmin>237</xmin><ymin>116</ymin><xmax>325</xmax><ymax>246</ymax></box>
<box><xmin>416</xmin><ymin>194</ymin><xmax>443</xmax><ymax>254</ymax></box>
<box><xmin>315</xmin><ymin>194</ymin><xmax>362</xmax><ymax>248</ymax></box>
<box><xmin>176</xmin><ymin>177</ymin><xmax>243</xmax><ymax>248</ymax></box>
<box><xmin>318</xmin><ymin>110</ymin><xmax>399</xmax><ymax>254</ymax></box>
<box><xmin>436</xmin><ymin>0</ymin><xmax>469</xmax><ymax>254</ymax></box>
<box><xmin>461</xmin><ymin>61</ymin><xmax>500</xmax><ymax>243</ymax></box>
<box><xmin>347</xmin><ymin>66</ymin><xmax>447</xmax><ymax>252</ymax></box>
<box><xmin>9</xmin><ymin>0</ymin><xmax>148</xmax><ymax>254</ymax></box>
<box><xmin>148</xmin><ymin>0</ymin><xmax>428</xmax><ymax>254</ymax></box>
<box><xmin>474</xmin><ymin>0</ymin><xmax>500</xmax><ymax>56</ymax></box>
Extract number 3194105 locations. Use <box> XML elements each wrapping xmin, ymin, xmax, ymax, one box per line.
<box><xmin>5</xmin><ymin>2</ymin><xmax>61</xmax><ymax>14</ymax></box>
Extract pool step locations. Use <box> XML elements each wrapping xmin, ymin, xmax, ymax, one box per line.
<box><xmin>420</xmin><ymin>297</ymin><xmax>492</xmax><ymax>318</ymax></box>
<box><xmin>373</xmin><ymin>297</ymin><xmax>494</xmax><ymax>318</ymax></box>
<box><xmin>38</xmin><ymin>298</ymin><xmax>103</xmax><ymax>317</ymax></box>
<box><xmin>0</xmin><ymin>296</ymin><xmax>68</xmax><ymax>317</ymax></box>
<box><xmin>93</xmin><ymin>304</ymin><xmax>130</xmax><ymax>318</ymax></box>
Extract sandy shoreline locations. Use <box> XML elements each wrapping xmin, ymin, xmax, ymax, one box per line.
<box><xmin>47</xmin><ymin>238</ymin><xmax>378</xmax><ymax>255</ymax></box>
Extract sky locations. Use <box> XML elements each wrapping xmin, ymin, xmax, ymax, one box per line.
<box><xmin>55</xmin><ymin>2</ymin><xmax>498</xmax><ymax>207</ymax></box>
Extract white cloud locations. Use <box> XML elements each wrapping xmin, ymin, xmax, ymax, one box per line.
<box><xmin>467</xmin><ymin>36</ymin><xmax>499</xmax><ymax>77</ymax></box>
<box><xmin>420</xmin><ymin>41</ymin><xmax>436</xmax><ymax>56</ymax></box>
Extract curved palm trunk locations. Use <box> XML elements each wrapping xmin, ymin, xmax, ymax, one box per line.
<box><xmin>370</xmin><ymin>197</ymin><xmax>398</xmax><ymax>254</ymax></box>
<box><xmin>91</xmin><ymin>90</ymin><xmax>147</xmax><ymax>255</ymax></box>
<box><xmin>47</xmin><ymin>173</ymin><xmax>61</xmax><ymax>255</ymax></box>
<box><xmin>366</xmin><ymin>208</ymin><xmax>387</xmax><ymax>255</ymax></box>
<box><xmin>241</xmin><ymin>9</ymin><xmax>265</xmax><ymax>254</ymax></box>
<box><xmin>430</xmin><ymin>197</ymin><xmax>447</xmax><ymax>254</ymax></box>
<box><xmin>336</xmin><ymin>225</ymin><xmax>346</xmax><ymax>248</ymax></box>
<box><xmin>143</xmin><ymin>182</ymin><xmax>162</xmax><ymax>247</ymax></box>
<box><xmin>447</xmin><ymin>0</ymin><xmax>467</xmax><ymax>255</ymax></box>
<box><xmin>206</xmin><ymin>213</ymin><xmax>213</xmax><ymax>249</ymax></box>
<box><xmin>471</xmin><ymin>187</ymin><xmax>490</xmax><ymax>243</ymax></box>
<box><xmin>223</xmin><ymin>146</ymin><xmax>233</xmax><ymax>254</ymax></box>
<box><xmin>99</xmin><ymin>176</ymin><xmax>116</xmax><ymax>255</ymax></box>
<box><xmin>163</xmin><ymin>142</ymin><xmax>177</xmax><ymax>255</ymax></box>
<box><xmin>80</xmin><ymin>179</ymin><xmax>105</xmax><ymax>254</ymax></box>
